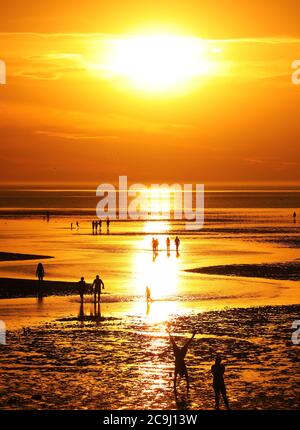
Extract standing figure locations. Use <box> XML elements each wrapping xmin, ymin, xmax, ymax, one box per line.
<box><xmin>293</xmin><ymin>211</ymin><xmax>297</xmax><ymax>223</ymax></box>
<box><xmin>92</xmin><ymin>220</ymin><xmax>95</xmax><ymax>233</ymax></box>
<box><xmin>91</xmin><ymin>274</ymin><xmax>105</xmax><ymax>303</ymax></box>
<box><xmin>175</xmin><ymin>236</ymin><xmax>180</xmax><ymax>254</ymax></box>
<box><xmin>166</xmin><ymin>237</ymin><xmax>171</xmax><ymax>255</ymax></box>
<box><xmin>168</xmin><ymin>329</ymin><xmax>196</xmax><ymax>393</ymax></box>
<box><xmin>78</xmin><ymin>276</ymin><xmax>86</xmax><ymax>303</ymax></box>
<box><xmin>36</xmin><ymin>262</ymin><xmax>45</xmax><ymax>282</ymax></box>
<box><xmin>106</xmin><ymin>217</ymin><xmax>110</xmax><ymax>231</ymax></box>
<box><xmin>211</xmin><ymin>355</ymin><xmax>230</xmax><ymax>410</ymax></box>
<box><xmin>98</xmin><ymin>219</ymin><xmax>102</xmax><ymax>231</ymax></box>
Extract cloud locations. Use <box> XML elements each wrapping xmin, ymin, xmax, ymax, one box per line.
<box><xmin>35</xmin><ymin>130</ymin><xmax>118</xmax><ymax>140</ymax></box>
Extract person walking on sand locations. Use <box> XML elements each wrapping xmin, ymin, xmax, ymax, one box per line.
<box><xmin>175</xmin><ymin>236</ymin><xmax>180</xmax><ymax>253</ymax></box>
<box><xmin>78</xmin><ymin>276</ymin><xmax>86</xmax><ymax>303</ymax></box>
<box><xmin>91</xmin><ymin>274</ymin><xmax>104</xmax><ymax>303</ymax></box>
<box><xmin>211</xmin><ymin>354</ymin><xmax>230</xmax><ymax>410</ymax></box>
<box><xmin>167</xmin><ymin>328</ymin><xmax>196</xmax><ymax>393</ymax></box>
<box><xmin>36</xmin><ymin>262</ymin><xmax>45</xmax><ymax>282</ymax></box>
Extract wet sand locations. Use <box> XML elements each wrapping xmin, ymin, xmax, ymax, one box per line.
<box><xmin>1</xmin><ymin>211</ymin><xmax>300</xmax><ymax>409</ymax></box>
<box><xmin>0</xmin><ymin>302</ymin><xmax>299</xmax><ymax>410</ymax></box>
<box><xmin>0</xmin><ymin>278</ymin><xmax>83</xmax><ymax>299</ymax></box>
<box><xmin>186</xmin><ymin>262</ymin><xmax>300</xmax><ymax>281</ymax></box>
<box><xmin>0</xmin><ymin>252</ymin><xmax>53</xmax><ymax>262</ymax></box>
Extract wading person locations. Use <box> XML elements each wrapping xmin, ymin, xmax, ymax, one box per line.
<box><xmin>78</xmin><ymin>276</ymin><xmax>86</xmax><ymax>303</ymax></box>
<box><xmin>211</xmin><ymin>354</ymin><xmax>230</xmax><ymax>410</ymax></box>
<box><xmin>175</xmin><ymin>236</ymin><xmax>180</xmax><ymax>254</ymax></box>
<box><xmin>168</xmin><ymin>328</ymin><xmax>196</xmax><ymax>393</ymax></box>
<box><xmin>36</xmin><ymin>262</ymin><xmax>45</xmax><ymax>282</ymax></box>
<box><xmin>91</xmin><ymin>274</ymin><xmax>104</xmax><ymax>303</ymax></box>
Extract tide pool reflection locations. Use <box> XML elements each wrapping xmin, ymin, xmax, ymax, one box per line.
<box><xmin>78</xmin><ymin>301</ymin><xmax>102</xmax><ymax>325</ymax></box>
<box><xmin>134</xmin><ymin>223</ymin><xmax>179</xmax><ymax>300</ymax></box>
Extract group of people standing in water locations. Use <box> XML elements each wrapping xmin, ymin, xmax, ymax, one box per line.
<box><xmin>152</xmin><ymin>235</ymin><xmax>180</xmax><ymax>255</ymax></box>
<box><xmin>92</xmin><ymin>217</ymin><xmax>110</xmax><ymax>234</ymax></box>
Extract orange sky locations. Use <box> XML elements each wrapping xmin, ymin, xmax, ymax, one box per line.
<box><xmin>1</xmin><ymin>1</ymin><xmax>300</xmax><ymax>186</ymax></box>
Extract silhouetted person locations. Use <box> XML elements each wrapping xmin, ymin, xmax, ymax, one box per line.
<box><xmin>78</xmin><ymin>276</ymin><xmax>86</xmax><ymax>303</ymax></box>
<box><xmin>76</xmin><ymin>221</ymin><xmax>79</xmax><ymax>229</ymax></box>
<box><xmin>36</xmin><ymin>262</ymin><xmax>45</xmax><ymax>282</ymax></box>
<box><xmin>166</xmin><ymin>237</ymin><xmax>171</xmax><ymax>255</ymax></box>
<box><xmin>293</xmin><ymin>211</ymin><xmax>297</xmax><ymax>223</ymax></box>
<box><xmin>71</xmin><ymin>222</ymin><xmax>73</xmax><ymax>230</ymax></box>
<box><xmin>175</xmin><ymin>236</ymin><xmax>180</xmax><ymax>253</ymax></box>
<box><xmin>92</xmin><ymin>220</ymin><xmax>95</xmax><ymax>233</ymax></box>
<box><xmin>146</xmin><ymin>286</ymin><xmax>152</xmax><ymax>302</ymax></box>
<box><xmin>91</xmin><ymin>274</ymin><xmax>104</xmax><ymax>303</ymax></box>
<box><xmin>46</xmin><ymin>211</ymin><xmax>50</xmax><ymax>222</ymax></box>
<box><xmin>98</xmin><ymin>219</ymin><xmax>102</xmax><ymax>231</ymax></box>
<box><xmin>106</xmin><ymin>217</ymin><xmax>110</xmax><ymax>231</ymax></box>
<box><xmin>94</xmin><ymin>220</ymin><xmax>98</xmax><ymax>234</ymax></box>
<box><xmin>211</xmin><ymin>355</ymin><xmax>230</xmax><ymax>410</ymax></box>
<box><xmin>168</xmin><ymin>329</ymin><xmax>196</xmax><ymax>393</ymax></box>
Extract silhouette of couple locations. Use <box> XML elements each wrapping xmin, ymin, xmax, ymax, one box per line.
<box><xmin>168</xmin><ymin>328</ymin><xmax>230</xmax><ymax>410</ymax></box>
<box><xmin>78</xmin><ymin>275</ymin><xmax>104</xmax><ymax>303</ymax></box>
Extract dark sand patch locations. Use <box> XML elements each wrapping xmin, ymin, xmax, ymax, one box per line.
<box><xmin>0</xmin><ymin>304</ymin><xmax>299</xmax><ymax>410</ymax></box>
<box><xmin>0</xmin><ymin>252</ymin><xmax>53</xmax><ymax>262</ymax></box>
<box><xmin>186</xmin><ymin>262</ymin><xmax>300</xmax><ymax>281</ymax></box>
<box><xmin>0</xmin><ymin>278</ymin><xmax>83</xmax><ymax>299</ymax></box>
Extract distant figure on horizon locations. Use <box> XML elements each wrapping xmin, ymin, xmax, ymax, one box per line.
<box><xmin>293</xmin><ymin>211</ymin><xmax>297</xmax><ymax>222</ymax></box>
<box><xmin>78</xmin><ymin>276</ymin><xmax>86</xmax><ymax>303</ymax></box>
<box><xmin>36</xmin><ymin>262</ymin><xmax>45</xmax><ymax>282</ymax></box>
<box><xmin>175</xmin><ymin>236</ymin><xmax>180</xmax><ymax>254</ymax></box>
<box><xmin>146</xmin><ymin>286</ymin><xmax>152</xmax><ymax>302</ymax></box>
<box><xmin>98</xmin><ymin>219</ymin><xmax>102</xmax><ymax>231</ymax></box>
<box><xmin>166</xmin><ymin>237</ymin><xmax>171</xmax><ymax>255</ymax></box>
<box><xmin>91</xmin><ymin>275</ymin><xmax>104</xmax><ymax>303</ymax></box>
<box><xmin>168</xmin><ymin>328</ymin><xmax>196</xmax><ymax>393</ymax></box>
<box><xmin>211</xmin><ymin>355</ymin><xmax>230</xmax><ymax>410</ymax></box>
<box><xmin>106</xmin><ymin>217</ymin><xmax>110</xmax><ymax>231</ymax></box>
<box><xmin>76</xmin><ymin>221</ymin><xmax>79</xmax><ymax>229</ymax></box>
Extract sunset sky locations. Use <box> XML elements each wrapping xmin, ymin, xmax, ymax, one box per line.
<box><xmin>1</xmin><ymin>1</ymin><xmax>300</xmax><ymax>186</ymax></box>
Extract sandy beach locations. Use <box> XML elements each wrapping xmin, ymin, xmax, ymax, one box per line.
<box><xmin>0</xmin><ymin>208</ymin><xmax>300</xmax><ymax>410</ymax></box>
